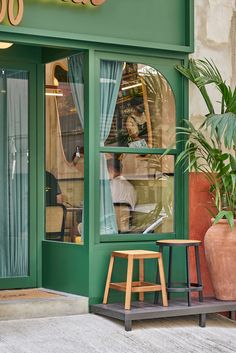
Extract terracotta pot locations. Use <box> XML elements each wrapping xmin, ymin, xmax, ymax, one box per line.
<box><xmin>204</xmin><ymin>219</ymin><xmax>236</xmax><ymax>300</ymax></box>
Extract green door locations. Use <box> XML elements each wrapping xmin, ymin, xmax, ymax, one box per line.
<box><xmin>0</xmin><ymin>63</ymin><xmax>37</xmax><ymax>289</ymax></box>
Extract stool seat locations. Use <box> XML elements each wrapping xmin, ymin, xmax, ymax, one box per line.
<box><xmin>157</xmin><ymin>239</ymin><xmax>201</xmax><ymax>246</ymax></box>
<box><xmin>112</xmin><ymin>250</ymin><xmax>162</xmax><ymax>259</ymax></box>
<box><xmin>103</xmin><ymin>250</ymin><xmax>168</xmax><ymax>310</ymax></box>
<box><xmin>155</xmin><ymin>239</ymin><xmax>203</xmax><ymax>306</ymax></box>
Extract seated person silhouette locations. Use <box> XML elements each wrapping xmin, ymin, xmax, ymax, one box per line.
<box><xmin>126</xmin><ymin>98</ymin><xmax>148</xmax><ymax>148</ymax></box>
<box><xmin>107</xmin><ymin>157</ymin><xmax>137</xmax><ymax>232</ymax></box>
<box><xmin>107</xmin><ymin>157</ymin><xmax>137</xmax><ymax>211</ymax></box>
<box><xmin>45</xmin><ymin>171</ymin><xmax>62</xmax><ymax>206</ymax></box>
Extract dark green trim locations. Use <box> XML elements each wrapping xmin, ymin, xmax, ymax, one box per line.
<box><xmin>94</xmin><ymin>51</ymin><xmax>188</xmax><ymax>245</ymax></box>
<box><xmin>188</xmin><ymin>0</ymin><xmax>195</xmax><ymax>52</ymax></box>
<box><xmin>100</xmin><ymin>233</ymin><xmax>176</xmax><ymax>243</ymax></box>
<box><xmin>182</xmin><ymin>56</ymin><xmax>190</xmax><ymax>239</ymax></box>
<box><xmin>36</xmin><ymin>63</ymin><xmax>45</xmax><ymax>287</ymax></box>
<box><xmin>93</xmin><ymin>52</ymin><xmax>102</xmax><ymax>245</ymax></box>
<box><xmin>0</xmin><ymin>22</ymin><xmax>194</xmax><ymax>54</ymax></box>
<box><xmin>185</xmin><ymin>0</ymin><xmax>194</xmax><ymax>51</ymax></box>
<box><xmin>100</xmin><ymin>147</ymin><xmax>177</xmax><ymax>155</ymax></box>
<box><xmin>84</xmin><ymin>49</ymin><xmax>93</xmax><ymax>249</ymax></box>
<box><xmin>41</xmin><ymin>48</ymin><xmax>80</xmax><ymax>65</ymax></box>
<box><xmin>29</xmin><ymin>63</ymin><xmax>38</xmax><ymax>287</ymax></box>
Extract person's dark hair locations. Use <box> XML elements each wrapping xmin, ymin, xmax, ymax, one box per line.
<box><xmin>107</xmin><ymin>158</ymin><xmax>122</xmax><ymax>174</ymax></box>
<box><xmin>130</xmin><ymin>96</ymin><xmax>144</xmax><ymax>113</ymax></box>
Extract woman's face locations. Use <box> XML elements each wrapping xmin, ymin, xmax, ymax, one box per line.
<box><xmin>126</xmin><ymin>117</ymin><xmax>139</xmax><ymax>138</ymax></box>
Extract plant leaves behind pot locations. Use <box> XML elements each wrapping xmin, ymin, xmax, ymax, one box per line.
<box><xmin>213</xmin><ymin>210</ymin><xmax>234</xmax><ymax>230</ymax></box>
<box><xmin>230</xmin><ymin>155</ymin><xmax>236</xmax><ymax>172</ymax></box>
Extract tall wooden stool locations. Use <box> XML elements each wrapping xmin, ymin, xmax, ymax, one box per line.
<box><xmin>155</xmin><ymin>240</ymin><xmax>203</xmax><ymax>306</ymax></box>
<box><xmin>103</xmin><ymin>250</ymin><xmax>168</xmax><ymax>310</ymax></box>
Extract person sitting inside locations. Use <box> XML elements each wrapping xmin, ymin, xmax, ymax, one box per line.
<box><xmin>125</xmin><ymin>98</ymin><xmax>148</xmax><ymax>148</ymax></box>
<box><xmin>107</xmin><ymin>157</ymin><xmax>137</xmax><ymax>211</ymax></box>
<box><xmin>45</xmin><ymin>171</ymin><xmax>63</xmax><ymax>206</ymax></box>
<box><xmin>107</xmin><ymin>157</ymin><xmax>137</xmax><ymax>233</ymax></box>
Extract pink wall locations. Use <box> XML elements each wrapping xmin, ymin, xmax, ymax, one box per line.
<box><xmin>189</xmin><ymin>172</ymin><xmax>215</xmax><ymax>297</ymax></box>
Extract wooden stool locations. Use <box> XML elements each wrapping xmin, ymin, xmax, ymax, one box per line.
<box><xmin>155</xmin><ymin>239</ymin><xmax>203</xmax><ymax>306</ymax></box>
<box><xmin>103</xmin><ymin>250</ymin><xmax>168</xmax><ymax>310</ymax></box>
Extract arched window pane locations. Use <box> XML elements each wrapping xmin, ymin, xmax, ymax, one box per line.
<box><xmin>104</xmin><ymin>62</ymin><xmax>176</xmax><ymax>149</ymax></box>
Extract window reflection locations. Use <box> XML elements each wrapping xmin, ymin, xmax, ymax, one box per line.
<box><xmin>100</xmin><ymin>153</ymin><xmax>174</xmax><ymax>235</ymax></box>
<box><xmin>104</xmin><ymin>63</ymin><xmax>176</xmax><ymax>149</ymax></box>
<box><xmin>54</xmin><ymin>65</ymin><xmax>84</xmax><ymax>163</ymax></box>
<box><xmin>45</xmin><ymin>54</ymin><xmax>84</xmax><ymax>244</ymax></box>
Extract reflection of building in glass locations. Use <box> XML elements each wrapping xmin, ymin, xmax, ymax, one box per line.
<box><xmin>105</xmin><ymin>62</ymin><xmax>176</xmax><ymax>149</ymax></box>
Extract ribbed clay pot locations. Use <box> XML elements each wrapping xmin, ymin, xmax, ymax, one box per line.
<box><xmin>204</xmin><ymin>219</ymin><xmax>236</xmax><ymax>300</ymax></box>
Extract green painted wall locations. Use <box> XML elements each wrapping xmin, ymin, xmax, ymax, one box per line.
<box><xmin>42</xmin><ymin>242</ymin><xmax>89</xmax><ymax>296</ymax></box>
<box><xmin>0</xmin><ymin>0</ymin><xmax>193</xmax><ymax>51</ymax></box>
<box><xmin>23</xmin><ymin>0</ymin><xmax>189</xmax><ymax>45</ymax></box>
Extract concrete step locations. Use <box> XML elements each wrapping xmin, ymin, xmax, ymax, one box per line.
<box><xmin>0</xmin><ymin>288</ymin><xmax>88</xmax><ymax>320</ymax></box>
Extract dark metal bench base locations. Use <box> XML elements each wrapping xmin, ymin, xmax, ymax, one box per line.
<box><xmin>90</xmin><ymin>297</ymin><xmax>236</xmax><ymax>331</ymax></box>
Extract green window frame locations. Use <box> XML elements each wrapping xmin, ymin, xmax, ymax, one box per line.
<box><xmin>91</xmin><ymin>52</ymin><xmax>188</xmax><ymax>243</ymax></box>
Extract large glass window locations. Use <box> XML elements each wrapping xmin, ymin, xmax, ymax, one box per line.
<box><xmin>0</xmin><ymin>69</ymin><xmax>29</xmax><ymax>277</ymax></box>
<box><xmin>100</xmin><ymin>60</ymin><xmax>176</xmax><ymax>236</ymax></box>
<box><xmin>45</xmin><ymin>54</ymin><xmax>84</xmax><ymax>244</ymax></box>
<box><xmin>103</xmin><ymin>63</ymin><xmax>176</xmax><ymax>149</ymax></box>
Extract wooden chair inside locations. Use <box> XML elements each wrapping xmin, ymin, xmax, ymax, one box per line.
<box><xmin>46</xmin><ymin>205</ymin><xmax>67</xmax><ymax>241</ymax></box>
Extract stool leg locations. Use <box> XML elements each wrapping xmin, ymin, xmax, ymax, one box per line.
<box><xmin>229</xmin><ymin>311</ymin><xmax>236</xmax><ymax>320</ymax></box>
<box><xmin>186</xmin><ymin>246</ymin><xmax>191</xmax><ymax>306</ymax></box>
<box><xmin>168</xmin><ymin>246</ymin><xmax>173</xmax><ymax>300</ymax></box>
<box><xmin>154</xmin><ymin>245</ymin><xmax>163</xmax><ymax>304</ymax></box>
<box><xmin>125</xmin><ymin>255</ymin><xmax>134</xmax><ymax>310</ymax></box>
<box><xmin>158</xmin><ymin>254</ymin><xmax>168</xmax><ymax>307</ymax></box>
<box><xmin>103</xmin><ymin>255</ymin><xmax>115</xmax><ymax>304</ymax></box>
<box><xmin>195</xmin><ymin>245</ymin><xmax>203</xmax><ymax>302</ymax></box>
<box><xmin>139</xmin><ymin>259</ymin><xmax>144</xmax><ymax>302</ymax></box>
<box><xmin>199</xmin><ymin>313</ymin><xmax>206</xmax><ymax>327</ymax></box>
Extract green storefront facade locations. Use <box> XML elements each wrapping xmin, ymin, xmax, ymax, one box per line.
<box><xmin>0</xmin><ymin>0</ymin><xmax>193</xmax><ymax>304</ymax></box>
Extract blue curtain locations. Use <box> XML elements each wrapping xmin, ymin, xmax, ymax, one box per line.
<box><xmin>100</xmin><ymin>60</ymin><xmax>123</xmax><ymax>234</ymax></box>
<box><xmin>0</xmin><ymin>70</ymin><xmax>28</xmax><ymax>277</ymax></box>
<box><xmin>68</xmin><ymin>53</ymin><xmax>84</xmax><ymax>128</ymax></box>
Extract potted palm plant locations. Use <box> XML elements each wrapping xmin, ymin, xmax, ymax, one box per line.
<box><xmin>175</xmin><ymin>58</ymin><xmax>236</xmax><ymax>300</ymax></box>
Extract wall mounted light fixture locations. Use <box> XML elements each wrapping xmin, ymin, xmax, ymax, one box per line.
<box><xmin>0</xmin><ymin>42</ymin><xmax>13</xmax><ymax>49</ymax></box>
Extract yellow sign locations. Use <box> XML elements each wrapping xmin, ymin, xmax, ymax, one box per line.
<box><xmin>0</xmin><ymin>0</ymin><xmax>107</xmax><ymax>27</ymax></box>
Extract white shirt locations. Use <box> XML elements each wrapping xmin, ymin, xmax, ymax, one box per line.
<box><xmin>110</xmin><ymin>176</ymin><xmax>137</xmax><ymax>210</ymax></box>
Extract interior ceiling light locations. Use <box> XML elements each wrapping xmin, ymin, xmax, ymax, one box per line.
<box><xmin>121</xmin><ymin>82</ymin><xmax>142</xmax><ymax>91</ymax></box>
<box><xmin>45</xmin><ymin>92</ymin><xmax>63</xmax><ymax>97</ymax></box>
<box><xmin>0</xmin><ymin>42</ymin><xmax>13</xmax><ymax>49</ymax></box>
<box><xmin>45</xmin><ymin>84</ymin><xmax>63</xmax><ymax>97</ymax></box>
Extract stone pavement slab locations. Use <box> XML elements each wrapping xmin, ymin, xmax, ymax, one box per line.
<box><xmin>0</xmin><ymin>313</ymin><xmax>235</xmax><ymax>353</ymax></box>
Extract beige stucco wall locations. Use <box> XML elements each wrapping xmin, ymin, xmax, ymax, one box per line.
<box><xmin>190</xmin><ymin>0</ymin><xmax>236</xmax><ymax>125</ymax></box>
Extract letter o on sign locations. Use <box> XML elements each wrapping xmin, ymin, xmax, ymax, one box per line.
<box><xmin>0</xmin><ymin>0</ymin><xmax>24</xmax><ymax>26</ymax></box>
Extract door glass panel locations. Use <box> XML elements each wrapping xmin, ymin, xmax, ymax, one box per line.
<box><xmin>0</xmin><ymin>69</ymin><xmax>29</xmax><ymax>278</ymax></box>
<box><xmin>45</xmin><ymin>54</ymin><xmax>84</xmax><ymax>244</ymax></box>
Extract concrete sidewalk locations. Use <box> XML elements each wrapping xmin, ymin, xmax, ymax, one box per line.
<box><xmin>0</xmin><ymin>313</ymin><xmax>235</xmax><ymax>353</ymax></box>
